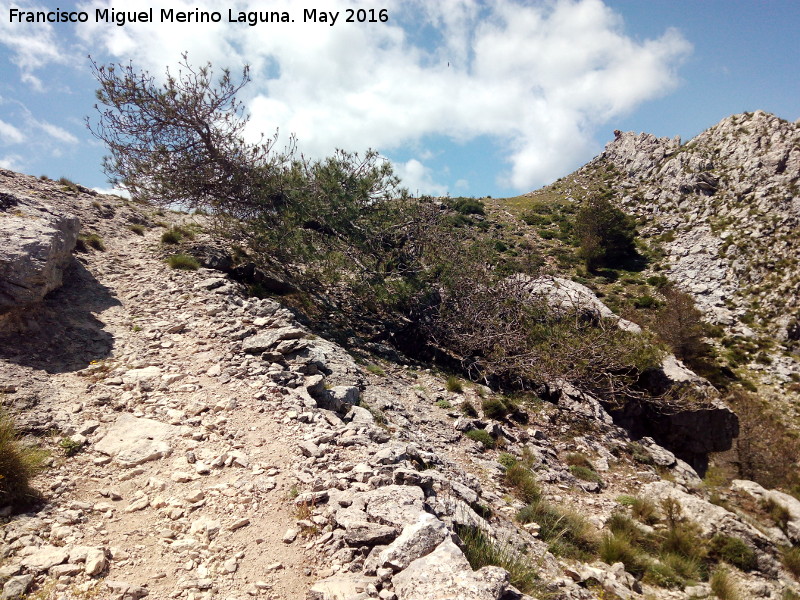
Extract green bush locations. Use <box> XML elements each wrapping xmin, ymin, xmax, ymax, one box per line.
<box><xmin>465</xmin><ymin>428</ymin><xmax>495</xmax><ymax>450</ymax></box>
<box><xmin>450</xmin><ymin>197</ymin><xmax>485</xmax><ymax>216</ymax></box>
<box><xmin>498</xmin><ymin>452</ymin><xmax>517</xmax><ymax>469</ymax></box>
<box><xmin>161</xmin><ymin>227</ymin><xmax>183</xmax><ymax>244</ymax></box>
<box><xmin>482</xmin><ymin>397</ymin><xmax>510</xmax><ymax>419</ymax></box>
<box><xmin>0</xmin><ymin>411</ymin><xmax>47</xmax><ymax>509</ymax></box>
<box><xmin>709</xmin><ymin>535</ymin><xmax>757</xmax><ymax>572</ymax></box>
<box><xmin>166</xmin><ymin>253</ymin><xmax>199</xmax><ymax>270</ymax></box>
<box><xmin>633</xmin><ymin>295</ymin><xmax>660</xmax><ymax>309</ymax></box>
<box><xmin>574</xmin><ymin>195</ymin><xmax>637</xmax><ymax>271</ymax></box>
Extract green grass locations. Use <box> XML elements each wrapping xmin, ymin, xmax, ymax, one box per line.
<box><xmin>455</xmin><ymin>525</ymin><xmax>539</xmax><ymax>594</ymax></box>
<box><xmin>161</xmin><ymin>227</ymin><xmax>183</xmax><ymax>244</ymax></box>
<box><xmin>461</xmin><ymin>400</ymin><xmax>478</xmax><ymax>417</ymax></box>
<box><xmin>59</xmin><ymin>436</ymin><xmax>82</xmax><ymax>457</ymax></box>
<box><xmin>482</xmin><ymin>397</ymin><xmax>512</xmax><ymax>419</ymax></box>
<box><xmin>445</xmin><ymin>376</ymin><xmax>463</xmax><ymax>393</ymax></box>
<box><xmin>517</xmin><ymin>499</ymin><xmax>598</xmax><ymax>560</ymax></box>
<box><xmin>0</xmin><ymin>410</ymin><xmax>48</xmax><ymax>509</ymax></box>
<box><xmin>465</xmin><ymin>428</ymin><xmax>495</xmax><ymax>450</ymax></box>
<box><xmin>781</xmin><ymin>546</ymin><xmax>800</xmax><ymax>579</ymax></box>
<box><xmin>365</xmin><ymin>364</ymin><xmax>386</xmax><ymax>376</ymax></box>
<box><xmin>504</xmin><ymin>464</ymin><xmax>541</xmax><ymax>503</ymax></box>
<box><xmin>569</xmin><ymin>465</ymin><xmax>603</xmax><ymax>484</ymax></box>
<box><xmin>710</xmin><ymin>567</ymin><xmax>741</xmax><ymax>600</ymax></box>
<box><xmin>709</xmin><ymin>534</ymin><xmax>757</xmax><ymax>572</ymax></box>
<box><xmin>166</xmin><ymin>254</ymin><xmax>200</xmax><ymax>270</ymax></box>
<box><xmin>600</xmin><ymin>532</ymin><xmax>650</xmax><ymax>577</ymax></box>
<box><xmin>127</xmin><ymin>224</ymin><xmax>146</xmax><ymax>235</ymax></box>
<box><xmin>435</xmin><ymin>399</ymin><xmax>452</xmax><ymax>409</ymax></box>
<box><xmin>75</xmin><ymin>233</ymin><xmax>105</xmax><ymax>252</ymax></box>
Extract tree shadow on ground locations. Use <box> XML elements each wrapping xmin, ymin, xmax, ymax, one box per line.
<box><xmin>0</xmin><ymin>258</ymin><xmax>120</xmax><ymax>373</ymax></box>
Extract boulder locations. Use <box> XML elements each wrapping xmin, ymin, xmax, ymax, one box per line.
<box><xmin>1</xmin><ymin>574</ymin><xmax>33</xmax><ymax>600</ymax></box>
<box><xmin>392</xmin><ymin>537</ymin><xmax>510</xmax><ymax>600</ymax></box>
<box><xmin>731</xmin><ymin>479</ymin><xmax>800</xmax><ymax>544</ymax></box>
<box><xmin>378</xmin><ymin>513</ymin><xmax>449</xmax><ymax>571</ymax></box>
<box><xmin>242</xmin><ymin>326</ymin><xmax>305</xmax><ymax>354</ymax></box>
<box><xmin>95</xmin><ymin>414</ymin><xmax>177</xmax><ymax>466</ymax></box>
<box><xmin>0</xmin><ymin>192</ymin><xmax>79</xmax><ymax>314</ymax></box>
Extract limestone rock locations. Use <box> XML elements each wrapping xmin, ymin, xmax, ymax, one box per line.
<box><xmin>1</xmin><ymin>574</ymin><xmax>33</xmax><ymax>599</ymax></box>
<box><xmin>0</xmin><ymin>192</ymin><xmax>79</xmax><ymax>314</ymax></box>
<box><xmin>378</xmin><ymin>513</ymin><xmax>449</xmax><ymax>571</ymax></box>
<box><xmin>95</xmin><ymin>413</ymin><xmax>177</xmax><ymax>466</ymax></box>
<box><xmin>393</xmin><ymin>538</ymin><xmax>510</xmax><ymax>600</ymax></box>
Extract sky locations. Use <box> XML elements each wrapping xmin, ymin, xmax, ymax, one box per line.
<box><xmin>0</xmin><ymin>0</ymin><xmax>798</xmax><ymax>198</ymax></box>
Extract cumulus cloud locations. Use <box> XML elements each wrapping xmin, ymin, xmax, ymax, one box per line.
<box><xmin>395</xmin><ymin>158</ymin><xmax>449</xmax><ymax>197</ymax></box>
<box><xmin>4</xmin><ymin>0</ymin><xmax>691</xmax><ymax>191</ymax></box>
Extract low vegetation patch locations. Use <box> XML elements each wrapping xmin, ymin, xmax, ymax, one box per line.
<box><xmin>517</xmin><ymin>499</ymin><xmax>598</xmax><ymax>560</ymax></box>
<box><xmin>445</xmin><ymin>376</ymin><xmax>463</xmax><ymax>393</ymax></box>
<box><xmin>0</xmin><ymin>410</ymin><xmax>47</xmax><ymax>509</ymax></box>
<box><xmin>455</xmin><ymin>525</ymin><xmax>539</xmax><ymax>594</ymax></box>
<box><xmin>75</xmin><ymin>233</ymin><xmax>105</xmax><ymax>252</ymax></box>
<box><xmin>166</xmin><ymin>253</ymin><xmax>199</xmax><ymax>270</ymax></box>
<box><xmin>465</xmin><ymin>428</ymin><xmax>495</xmax><ymax>450</ymax></box>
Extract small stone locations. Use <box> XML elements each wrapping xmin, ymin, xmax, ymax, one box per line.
<box><xmin>282</xmin><ymin>528</ymin><xmax>298</xmax><ymax>543</ymax></box>
<box><xmin>229</xmin><ymin>517</ymin><xmax>250</xmax><ymax>531</ymax></box>
<box><xmin>84</xmin><ymin>548</ymin><xmax>108</xmax><ymax>576</ymax></box>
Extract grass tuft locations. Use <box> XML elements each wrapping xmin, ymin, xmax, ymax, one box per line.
<box><xmin>166</xmin><ymin>253</ymin><xmax>199</xmax><ymax>270</ymax></box>
<box><xmin>710</xmin><ymin>567</ymin><xmax>741</xmax><ymax>600</ymax></box>
<box><xmin>445</xmin><ymin>376</ymin><xmax>463</xmax><ymax>393</ymax></box>
<box><xmin>465</xmin><ymin>428</ymin><xmax>495</xmax><ymax>450</ymax></box>
<box><xmin>0</xmin><ymin>410</ymin><xmax>48</xmax><ymax>510</ymax></box>
<box><xmin>456</xmin><ymin>525</ymin><xmax>539</xmax><ymax>594</ymax></box>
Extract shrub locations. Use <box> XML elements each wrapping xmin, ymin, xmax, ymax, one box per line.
<box><xmin>161</xmin><ymin>227</ymin><xmax>183</xmax><ymax>244</ymax></box>
<box><xmin>482</xmin><ymin>397</ymin><xmax>510</xmax><ymax>419</ymax></box>
<box><xmin>465</xmin><ymin>428</ymin><xmax>495</xmax><ymax>450</ymax></box>
<box><xmin>0</xmin><ymin>411</ymin><xmax>47</xmax><ymax>509</ymax></box>
<box><xmin>782</xmin><ymin>546</ymin><xmax>800</xmax><ymax>579</ymax></box>
<box><xmin>75</xmin><ymin>233</ymin><xmax>105</xmax><ymax>252</ymax></box>
<box><xmin>455</xmin><ymin>525</ymin><xmax>538</xmax><ymax>593</ymax></box>
<box><xmin>166</xmin><ymin>253</ymin><xmax>199</xmax><ymax>270</ymax></box>
<box><xmin>498</xmin><ymin>452</ymin><xmax>517</xmax><ymax>469</ymax></box>
<box><xmin>574</xmin><ymin>195</ymin><xmax>637</xmax><ymax>271</ymax></box>
<box><xmin>435</xmin><ymin>399</ymin><xmax>452</xmax><ymax>409</ymax></box>
<box><xmin>59</xmin><ymin>436</ymin><xmax>83</xmax><ymax>457</ymax></box>
<box><xmin>445</xmin><ymin>376</ymin><xmax>463</xmax><ymax>393</ymax></box>
<box><xmin>128</xmin><ymin>224</ymin><xmax>146</xmax><ymax>235</ymax></box>
<box><xmin>643</xmin><ymin>560</ymin><xmax>685</xmax><ymax>589</ymax></box>
<box><xmin>633</xmin><ymin>295</ymin><xmax>660</xmax><ymax>309</ymax></box>
<box><xmin>450</xmin><ymin>197</ymin><xmax>485</xmax><ymax>216</ymax></box>
<box><xmin>709</xmin><ymin>535</ymin><xmax>757</xmax><ymax>571</ymax></box>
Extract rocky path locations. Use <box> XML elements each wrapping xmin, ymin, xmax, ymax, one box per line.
<box><xmin>2</xmin><ymin>220</ymin><xmax>319</xmax><ymax>598</ymax></box>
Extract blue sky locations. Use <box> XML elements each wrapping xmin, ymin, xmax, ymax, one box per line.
<box><xmin>0</xmin><ymin>0</ymin><xmax>797</xmax><ymax>198</ymax></box>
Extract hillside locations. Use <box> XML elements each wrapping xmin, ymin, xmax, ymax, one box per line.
<box><xmin>1</xmin><ymin>109</ymin><xmax>800</xmax><ymax>600</ymax></box>
<box><xmin>497</xmin><ymin>111</ymin><xmax>800</xmax><ymax>422</ymax></box>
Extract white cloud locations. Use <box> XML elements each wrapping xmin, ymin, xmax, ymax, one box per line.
<box><xmin>62</xmin><ymin>0</ymin><xmax>689</xmax><ymax>191</ymax></box>
<box><xmin>0</xmin><ymin>0</ymin><xmax>72</xmax><ymax>83</ymax></box>
<box><xmin>34</xmin><ymin>120</ymin><xmax>79</xmax><ymax>144</ymax></box>
<box><xmin>394</xmin><ymin>158</ymin><xmax>449</xmax><ymax>197</ymax></box>
<box><xmin>0</xmin><ymin>154</ymin><xmax>25</xmax><ymax>170</ymax></box>
<box><xmin>0</xmin><ymin>119</ymin><xmax>26</xmax><ymax>144</ymax></box>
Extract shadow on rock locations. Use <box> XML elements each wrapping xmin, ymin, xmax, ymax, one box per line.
<box><xmin>0</xmin><ymin>259</ymin><xmax>120</xmax><ymax>373</ymax></box>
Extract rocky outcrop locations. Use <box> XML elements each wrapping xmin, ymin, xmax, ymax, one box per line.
<box><xmin>0</xmin><ymin>190</ymin><xmax>79</xmax><ymax>314</ymax></box>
